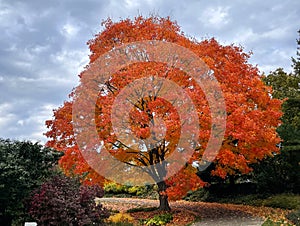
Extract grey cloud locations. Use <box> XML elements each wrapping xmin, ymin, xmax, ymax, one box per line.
<box><xmin>0</xmin><ymin>0</ymin><xmax>299</xmax><ymax>143</ymax></box>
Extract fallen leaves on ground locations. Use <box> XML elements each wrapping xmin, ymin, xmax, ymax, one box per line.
<box><xmin>98</xmin><ymin>197</ymin><xmax>295</xmax><ymax>225</ymax></box>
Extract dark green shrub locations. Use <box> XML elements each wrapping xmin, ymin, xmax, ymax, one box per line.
<box><xmin>252</xmin><ymin>148</ymin><xmax>300</xmax><ymax>194</ymax></box>
<box><xmin>184</xmin><ymin>188</ymin><xmax>210</xmax><ymax>202</ymax></box>
<box><xmin>184</xmin><ymin>185</ymin><xmax>266</xmax><ymax>205</ymax></box>
<box><xmin>0</xmin><ymin>139</ymin><xmax>62</xmax><ymax>226</ymax></box>
<box><xmin>262</xmin><ymin>194</ymin><xmax>300</xmax><ymax>210</ymax></box>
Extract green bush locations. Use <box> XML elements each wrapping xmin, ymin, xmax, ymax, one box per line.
<box><xmin>253</xmin><ymin>148</ymin><xmax>300</xmax><ymax>194</ymax></box>
<box><xmin>127</xmin><ymin>185</ymin><xmax>148</xmax><ymax>195</ymax></box>
<box><xmin>104</xmin><ymin>182</ymin><xmax>157</xmax><ymax>198</ymax></box>
<box><xmin>286</xmin><ymin>209</ymin><xmax>300</xmax><ymax>225</ymax></box>
<box><xmin>184</xmin><ymin>188</ymin><xmax>210</xmax><ymax>202</ymax></box>
<box><xmin>208</xmin><ymin>194</ymin><xmax>265</xmax><ymax>206</ymax></box>
<box><xmin>104</xmin><ymin>182</ymin><xmax>126</xmax><ymax>194</ymax></box>
<box><xmin>184</xmin><ymin>187</ymin><xmax>266</xmax><ymax>206</ymax></box>
<box><xmin>143</xmin><ymin>213</ymin><xmax>173</xmax><ymax>226</ymax></box>
<box><xmin>0</xmin><ymin>139</ymin><xmax>62</xmax><ymax>226</ymax></box>
<box><xmin>262</xmin><ymin>194</ymin><xmax>300</xmax><ymax>210</ymax></box>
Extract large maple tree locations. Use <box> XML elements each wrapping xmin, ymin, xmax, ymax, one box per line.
<box><xmin>45</xmin><ymin>16</ymin><xmax>282</xmax><ymax>210</ymax></box>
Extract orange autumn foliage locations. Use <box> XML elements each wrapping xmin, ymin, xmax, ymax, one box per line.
<box><xmin>45</xmin><ymin>16</ymin><xmax>282</xmax><ymax>200</ymax></box>
<box><xmin>45</xmin><ymin>102</ymin><xmax>107</xmax><ymax>186</ymax></box>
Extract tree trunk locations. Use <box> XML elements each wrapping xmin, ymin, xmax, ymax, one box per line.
<box><xmin>229</xmin><ymin>175</ymin><xmax>235</xmax><ymax>188</ymax></box>
<box><xmin>157</xmin><ymin>181</ymin><xmax>171</xmax><ymax>211</ymax></box>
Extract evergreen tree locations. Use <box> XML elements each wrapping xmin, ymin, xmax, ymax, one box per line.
<box><xmin>257</xmin><ymin>30</ymin><xmax>300</xmax><ymax>193</ymax></box>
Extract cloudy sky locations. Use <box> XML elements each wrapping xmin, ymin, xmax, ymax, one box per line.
<box><xmin>0</xmin><ymin>0</ymin><xmax>299</xmax><ymax>143</ymax></box>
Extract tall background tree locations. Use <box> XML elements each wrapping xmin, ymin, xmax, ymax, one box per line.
<box><xmin>45</xmin><ymin>16</ymin><xmax>282</xmax><ymax>210</ymax></box>
<box><xmin>0</xmin><ymin>139</ymin><xmax>62</xmax><ymax>226</ymax></box>
<box><xmin>292</xmin><ymin>29</ymin><xmax>300</xmax><ymax>75</ymax></box>
<box><xmin>257</xmin><ymin>30</ymin><xmax>300</xmax><ymax>193</ymax></box>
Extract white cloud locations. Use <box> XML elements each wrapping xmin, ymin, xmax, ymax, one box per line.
<box><xmin>0</xmin><ymin>103</ymin><xmax>16</xmax><ymax>129</ymax></box>
<box><xmin>50</xmin><ymin>49</ymin><xmax>89</xmax><ymax>78</ymax></box>
<box><xmin>31</xmin><ymin>44</ymin><xmax>50</xmax><ymax>54</ymax></box>
<box><xmin>17</xmin><ymin>120</ymin><xmax>24</xmax><ymax>126</ymax></box>
<box><xmin>0</xmin><ymin>102</ymin><xmax>57</xmax><ymax>143</ymax></box>
<box><xmin>232</xmin><ymin>28</ymin><xmax>257</xmax><ymax>46</ymax></box>
<box><xmin>199</xmin><ymin>6</ymin><xmax>230</xmax><ymax>28</ymax></box>
<box><xmin>262</xmin><ymin>27</ymin><xmax>289</xmax><ymax>40</ymax></box>
<box><xmin>61</xmin><ymin>23</ymin><xmax>80</xmax><ymax>38</ymax></box>
<box><xmin>20</xmin><ymin>103</ymin><xmax>57</xmax><ymax>143</ymax></box>
<box><xmin>124</xmin><ymin>0</ymin><xmax>140</xmax><ymax>9</ymax></box>
<box><xmin>0</xmin><ymin>5</ymin><xmax>12</xmax><ymax>25</ymax></box>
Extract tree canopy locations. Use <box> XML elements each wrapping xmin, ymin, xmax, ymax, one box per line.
<box><xmin>45</xmin><ymin>16</ymin><xmax>282</xmax><ymax>209</ymax></box>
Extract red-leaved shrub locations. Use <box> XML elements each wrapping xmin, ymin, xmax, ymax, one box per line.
<box><xmin>28</xmin><ymin>174</ymin><xmax>109</xmax><ymax>225</ymax></box>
